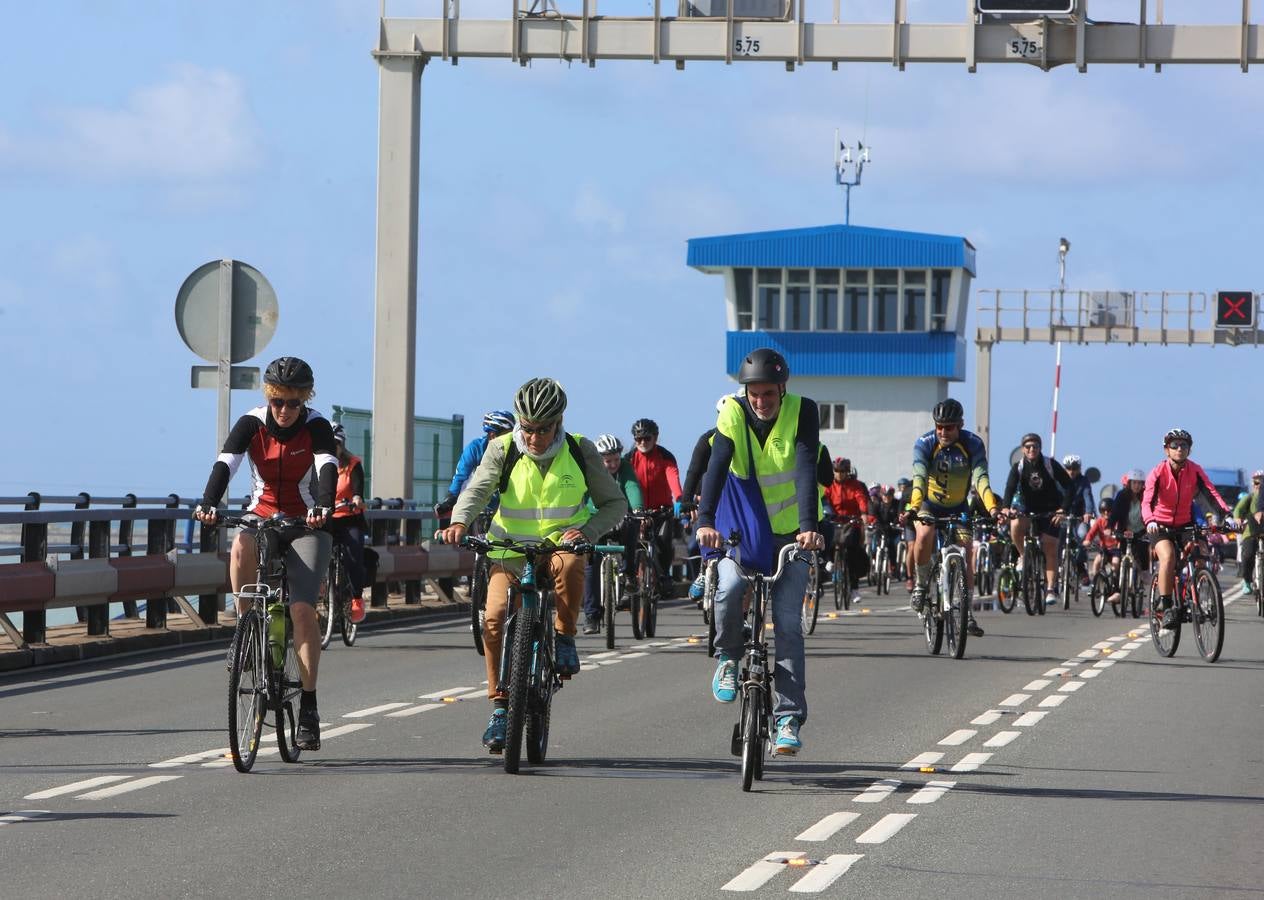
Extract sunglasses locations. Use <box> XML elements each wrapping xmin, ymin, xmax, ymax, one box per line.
<box><xmin>520</xmin><ymin>423</ymin><xmax>555</xmax><ymax>436</ymax></box>
<box><xmin>1166</xmin><ymin>441</ymin><xmax>1190</xmax><ymax>450</ymax></box>
<box><xmin>269</xmin><ymin>398</ymin><xmax>303</xmax><ymax>411</ymax></box>
<box><xmin>1022</xmin><ymin>443</ymin><xmax>1040</xmax><ymax>450</ymax></box>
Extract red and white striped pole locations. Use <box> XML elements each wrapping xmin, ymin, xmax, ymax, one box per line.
<box><xmin>1050</xmin><ymin>341</ymin><xmax>1062</xmax><ymax>458</ymax></box>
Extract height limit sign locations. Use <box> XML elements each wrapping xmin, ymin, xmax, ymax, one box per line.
<box><xmin>1215</xmin><ymin>291</ymin><xmax>1256</xmax><ymax>329</ymax></box>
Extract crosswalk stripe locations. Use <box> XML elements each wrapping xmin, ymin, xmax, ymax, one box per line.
<box><xmin>854</xmin><ymin>778</ymin><xmax>901</xmax><ymax>803</ymax></box>
<box><xmin>907</xmin><ymin>781</ymin><xmax>955</xmax><ymax>804</ymax></box>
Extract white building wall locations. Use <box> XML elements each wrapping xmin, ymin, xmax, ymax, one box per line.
<box><xmin>796</xmin><ymin>376</ymin><xmax>950</xmax><ymax>486</ymax></box>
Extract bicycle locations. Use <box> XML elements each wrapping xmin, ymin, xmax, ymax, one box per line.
<box><xmin>467</xmin><ymin>510</ymin><xmax>494</xmax><ymax>656</ymax></box>
<box><xmin>318</xmin><ymin>500</ymin><xmax>365</xmax><ymax>650</ymax></box>
<box><xmin>1057</xmin><ymin>516</ymin><xmax>1084</xmax><ymax>611</ymax></box>
<box><xmin>830</xmin><ymin>515</ymin><xmax>860</xmax><ymax>610</ymax></box>
<box><xmin>1089</xmin><ymin>541</ymin><xmax>1118</xmax><ymax>618</ymax></box>
<box><xmin>220</xmin><ymin>513</ymin><xmax>312</xmax><ymax>773</ymax></box>
<box><xmin>992</xmin><ymin>527</ymin><xmax>1018</xmax><ymax>614</ymax></box>
<box><xmin>459</xmin><ymin>534</ymin><xmax>621</xmax><ymax>773</ymax></box>
<box><xmin>1147</xmin><ymin>523</ymin><xmax>1235</xmax><ymax>663</ymax></box>
<box><xmin>1253</xmin><ymin>533</ymin><xmax>1264</xmax><ymax>617</ymax></box>
<box><xmin>630</xmin><ymin>506</ymin><xmax>674</xmax><ymax>640</ymax></box>
<box><xmin>702</xmin><ymin>555</ymin><xmax>719</xmax><ymax>657</ymax></box>
<box><xmin>872</xmin><ymin>525</ymin><xmax>893</xmax><ymax>596</ymax></box>
<box><xmin>721</xmin><ymin>539</ymin><xmax>812</xmax><ymax>792</ymax></box>
<box><xmin>598</xmin><ymin>538</ymin><xmax>624</xmax><ymax>651</ymax></box>
<box><xmin>916</xmin><ymin>515</ymin><xmax>974</xmax><ymax>660</ymax></box>
<box><xmin>801</xmin><ymin>553</ymin><xmax>824</xmax><ymax>635</ymax></box>
<box><xmin>1114</xmin><ymin>533</ymin><xmax>1149</xmax><ymax>618</ymax></box>
<box><xmin>1014</xmin><ymin>512</ymin><xmax>1058</xmax><ymax>617</ymax></box>
<box><xmin>973</xmin><ymin>522</ymin><xmax>997</xmax><ymax>600</ymax></box>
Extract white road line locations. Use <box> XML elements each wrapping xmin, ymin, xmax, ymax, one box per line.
<box><xmin>1014</xmin><ymin>710</ymin><xmax>1048</xmax><ymax>726</ymax></box>
<box><xmin>787</xmin><ymin>854</ymin><xmax>864</xmax><ymax>893</ymax></box>
<box><xmin>419</xmin><ymin>686</ymin><xmax>476</xmax><ymax>699</ymax></box>
<box><xmin>320</xmin><ymin>723</ymin><xmax>374</xmax><ymax>739</ymax></box>
<box><xmin>1062</xmin><ymin>659</ymin><xmax>1083</xmax><ymax>666</ymax></box>
<box><xmin>0</xmin><ymin>810</ymin><xmax>51</xmax><ymax>826</ymax></box>
<box><xmin>854</xmin><ymin>778</ymin><xmax>902</xmax><ymax>802</ymax></box>
<box><xmin>999</xmin><ymin>693</ymin><xmax>1030</xmax><ymax>707</ymax></box>
<box><xmin>1107</xmin><ymin>634</ymin><xmax>1128</xmax><ymax>641</ymax></box>
<box><xmin>1122</xmin><ymin>641</ymin><xmax>1143</xmax><ymax>649</ymax></box>
<box><xmin>25</xmin><ymin>776</ymin><xmax>131</xmax><ymax>800</ymax></box>
<box><xmin>452</xmin><ymin>689</ymin><xmax>488</xmax><ymax>700</ymax></box>
<box><xmin>722</xmin><ymin>852</ymin><xmax>806</xmax><ymax>891</ymax></box>
<box><xmin>901</xmin><ymin>752</ymin><xmax>944</xmax><ymax>770</ymax></box>
<box><xmin>796</xmin><ymin>811</ymin><xmax>861</xmax><ymax>841</ymax></box>
<box><xmin>645</xmin><ymin>641</ymin><xmax>671</xmax><ymax>647</ymax></box>
<box><xmin>950</xmin><ymin>752</ymin><xmax>992</xmax><ymax>773</ymax></box>
<box><xmin>587</xmin><ymin>651</ymin><xmax>619</xmax><ymax>660</ymax></box>
<box><xmin>907</xmin><ymin>781</ymin><xmax>956</xmax><ymax>805</ymax></box>
<box><xmin>343</xmin><ymin>702</ymin><xmax>412</xmax><ymax>718</ymax></box>
<box><xmin>151</xmin><ymin>749</ymin><xmax>229</xmax><ymax>768</ymax></box>
<box><xmin>1039</xmin><ymin>694</ymin><xmax>1068</xmax><ymax>708</ymax></box>
<box><xmin>984</xmin><ymin>730</ymin><xmax>1021</xmax><ymax>748</ymax></box>
<box><xmin>1043</xmin><ymin>667</ymin><xmax>1070</xmax><ymax>676</ymax></box>
<box><xmin>938</xmin><ymin>729</ymin><xmax>976</xmax><ymax>746</ymax></box>
<box><xmin>1059</xmin><ymin>681</ymin><xmax>1085</xmax><ymax>693</ymax></box>
<box><xmin>386</xmin><ymin>702</ymin><xmax>446</xmax><ymax>718</ymax></box>
<box><xmin>855</xmin><ymin>813</ymin><xmax>917</xmax><ymax>844</ymax></box>
<box><xmin>1079</xmin><ymin>669</ymin><xmax>1102</xmax><ymax>679</ymax></box>
<box><xmin>1093</xmin><ymin>659</ymin><xmax>1117</xmax><ymax>669</ymax></box>
<box><xmin>1023</xmin><ymin>679</ymin><xmax>1051</xmax><ymax>691</ymax></box>
<box><xmin>77</xmin><ymin>775</ymin><xmax>182</xmax><ymax>800</ymax></box>
<box><xmin>619</xmin><ymin>652</ymin><xmax>649</xmax><ymax>660</ymax></box>
<box><xmin>601</xmin><ymin>658</ymin><xmax>623</xmax><ymax>664</ymax></box>
<box><xmin>1092</xmin><ymin>640</ymin><xmax>1118</xmax><ymax>649</ymax></box>
<box><xmin>1112</xmin><ymin>649</ymin><xmax>1132</xmax><ymax>659</ymax></box>
<box><xmin>1077</xmin><ymin>649</ymin><xmax>1100</xmax><ymax>658</ymax></box>
<box><xmin>971</xmin><ymin>710</ymin><xmax>1003</xmax><ymax>726</ymax></box>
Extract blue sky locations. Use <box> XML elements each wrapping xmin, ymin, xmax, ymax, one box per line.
<box><xmin>2</xmin><ymin>0</ymin><xmax>1261</xmax><ymax>499</ymax></box>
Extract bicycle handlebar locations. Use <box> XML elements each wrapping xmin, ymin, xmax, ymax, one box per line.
<box><xmin>209</xmin><ymin>513</ymin><xmax>311</xmax><ymax>531</ymax></box>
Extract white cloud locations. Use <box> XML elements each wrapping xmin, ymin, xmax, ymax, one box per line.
<box><xmin>0</xmin><ymin>65</ymin><xmax>261</xmax><ymax>181</ymax></box>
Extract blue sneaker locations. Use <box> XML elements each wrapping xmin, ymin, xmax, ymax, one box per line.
<box><xmin>482</xmin><ymin>708</ymin><xmax>507</xmax><ymax>753</ymax></box>
<box><xmin>774</xmin><ymin>716</ymin><xmax>802</xmax><ymax>755</ymax></box>
<box><xmin>711</xmin><ymin>655</ymin><xmax>737</xmax><ymax>703</ymax></box>
<box><xmin>555</xmin><ymin>635</ymin><xmax>580</xmax><ymax>676</ymax></box>
<box><xmin>689</xmin><ymin>574</ymin><xmax>706</xmax><ymax>601</ymax></box>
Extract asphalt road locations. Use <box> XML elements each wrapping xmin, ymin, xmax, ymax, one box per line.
<box><xmin>2</xmin><ymin>568</ymin><xmax>1262</xmax><ymax>899</ymax></box>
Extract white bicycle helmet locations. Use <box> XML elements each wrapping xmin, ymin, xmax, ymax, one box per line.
<box><xmin>1062</xmin><ymin>454</ymin><xmax>1081</xmax><ymax>469</ymax></box>
<box><xmin>1125</xmin><ymin>468</ymin><xmax>1145</xmax><ymax>483</ymax></box>
<box><xmin>594</xmin><ymin>433</ymin><xmax>623</xmax><ymax>455</ymax></box>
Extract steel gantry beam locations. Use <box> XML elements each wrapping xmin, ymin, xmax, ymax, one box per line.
<box><xmin>370</xmin><ymin>1</ymin><xmax>1260</xmax><ymax>497</ymax></box>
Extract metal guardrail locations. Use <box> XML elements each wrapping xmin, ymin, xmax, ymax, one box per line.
<box><xmin>0</xmin><ymin>492</ymin><xmax>470</xmax><ymax>652</ymax></box>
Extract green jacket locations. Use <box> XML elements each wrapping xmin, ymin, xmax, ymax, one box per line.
<box><xmin>1233</xmin><ymin>493</ymin><xmax>1258</xmax><ymax>538</ymax></box>
<box><xmin>589</xmin><ymin>458</ymin><xmax>642</xmax><ymax>514</ymax></box>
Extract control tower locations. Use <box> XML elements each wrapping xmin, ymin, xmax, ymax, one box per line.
<box><xmin>687</xmin><ymin>223</ymin><xmax>976</xmax><ymax>485</ymax></box>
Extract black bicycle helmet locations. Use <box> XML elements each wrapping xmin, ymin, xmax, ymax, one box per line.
<box><xmin>1020</xmin><ymin>432</ymin><xmax>1043</xmax><ymax>448</ymax></box>
<box><xmin>631</xmin><ymin>418</ymin><xmax>659</xmax><ymax>439</ymax></box>
<box><xmin>263</xmin><ymin>356</ymin><xmax>314</xmax><ymax>390</ymax></box>
<box><xmin>736</xmin><ymin>348</ymin><xmax>789</xmax><ymax>385</ymax></box>
<box><xmin>932</xmin><ymin>398</ymin><xmax>964</xmax><ymax>425</ymax></box>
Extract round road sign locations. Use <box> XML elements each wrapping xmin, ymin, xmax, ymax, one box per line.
<box><xmin>175</xmin><ymin>259</ymin><xmax>278</xmax><ymax>363</ymax></box>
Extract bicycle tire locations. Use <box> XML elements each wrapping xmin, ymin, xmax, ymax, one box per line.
<box><xmin>503</xmin><ymin>598</ymin><xmax>535</xmax><ymax>774</ymax></box>
<box><xmin>945</xmin><ymin>554</ymin><xmax>968</xmax><ymax>659</ymax></box>
<box><xmin>924</xmin><ymin>576</ymin><xmax>945</xmax><ymax>655</ymax></box>
<box><xmin>336</xmin><ymin>556</ymin><xmax>358</xmax><ymax>647</ymax></box>
<box><xmin>840</xmin><ymin>559</ymin><xmax>852</xmax><ymax>611</ymax></box>
<box><xmin>526</xmin><ymin>611</ymin><xmax>555</xmax><ymax>764</ymax></box>
<box><xmin>1131</xmin><ymin>569</ymin><xmax>1145</xmax><ymax>618</ymax></box>
<box><xmin>275</xmin><ymin>615</ymin><xmax>303</xmax><ymax>764</ymax></box>
<box><xmin>1032</xmin><ymin>545</ymin><xmax>1048</xmax><ymax>617</ymax></box>
<box><xmin>875</xmin><ymin>546</ymin><xmax>888</xmax><ymax>596</ymax></box>
<box><xmin>1148</xmin><ymin>579</ymin><xmax>1180</xmax><ymax>657</ymax></box>
<box><xmin>1090</xmin><ymin>573</ymin><xmax>1109</xmax><ymax>617</ymax></box>
<box><xmin>1191</xmin><ymin>567</ymin><xmax>1224</xmax><ymax>663</ymax></box>
<box><xmin>1021</xmin><ymin>547</ymin><xmax>1038</xmax><ymax>616</ymax></box>
<box><xmin>704</xmin><ymin>562</ymin><xmax>718</xmax><ymax>658</ymax></box>
<box><xmin>602</xmin><ymin>557</ymin><xmax>617</xmax><ymax>651</ymax></box>
<box><xmin>995</xmin><ymin>565</ymin><xmax>1016</xmax><ymax>613</ymax></box>
<box><xmin>801</xmin><ymin>563</ymin><xmax>820</xmax><ymax>635</ymax></box>
<box><xmin>1061</xmin><ymin>550</ymin><xmax>1076</xmax><ymax>611</ymax></box>
<box><xmin>227</xmin><ymin>610</ymin><xmax>266</xmax><ymax>774</ymax></box>
<box><xmin>631</xmin><ymin>552</ymin><xmax>651</xmax><ymax>640</ymax></box>
<box><xmin>740</xmin><ymin>686</ymin><xmax>761</xmax><ymax>792</ymax></box>
<box><xmin>470</xmin><ymin>556</ymin><xmax>489</xmax><ymax>656</ymax></box>
<box><xmin>1254</xmin><ymin>543</ymin><xmax>1264</xmax><ymax>616</ymax></box>
<box><xmin>643</xmin><ymin>585</ymin><xmax>658</xmax><ymax>639</ymax></box>
<box><xmin>1114</xmin><ymin>562</ymin><xmax>1131</xmax><ymax>618</ymax></box>
<box><xmin>832</xmin><ymin>547</ymin><xmax>845</xmax><ymax>610</ymax></box>
<box><xmin>317</xmin><ymin>576</ymin><xmax>334</xmax><ymax>651</ymax></box>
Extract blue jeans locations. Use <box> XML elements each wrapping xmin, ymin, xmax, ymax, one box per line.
<box><xmin>712</xmin><ymin>555</ymin><xmax>810</xmax><ymax>724</ymax></box>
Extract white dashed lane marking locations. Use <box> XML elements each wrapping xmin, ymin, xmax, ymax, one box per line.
<box><xmin>386</xmin><ymin>702</ymin><xmax>446</xmax><ymax>717</ymax></box>
<box><xmin>1080</xmin><ymin>669</ymin><xmax>1102</xmax><ymax>679</ymax></box>
<box><xmin>795</xmin><ymin>811</ymin><xmax>860</xmax><ymax>841</ymax></box>
<box><xmin>950</xmin><ymin>753</ymin><xmax>992</xmax><ymax>773</ymax></box>
<box><xmin>971</xmin><ymin>710</ymin><xmax>1003</xmax><ymax>726</ymax></box>
<box><xmin>76</xmin><ymin>775</ymin><xmax>182</xmax><ymax>800</ymax></box>
<box><xmin>854</xmin><ymin>778</ymin><xmax>902</xmax><ymax>803</ymax></box>
<box><xmin>319</xmin><ymin>723</ymin><xmax>374</xmax><ymax>740</ymax></box>
<box><xmin>938</xmin><ymin>729</ymin><xmax>976</xmax><ymax>746</ymax></box>
<box><xmin>1043</xmin><ymin>666</ymin><xmax>1070</xmax><ymax>676</ymax></box>
<box><xmin>984</xmin><ymin>730</ymin><xmax>1021</xmax><ymax>748</ymax></box>
<box><xmin>151</xmin><ymin>749</ymin><xmax>228</xmax><ymax>768</ymax></box>
<box><xmin>906</xmin><ymin>781</ymin><xmax>956</xmax><ymax>805</ymax></box>
<box><xmin>418</xmin><ymin>686</ymin><xmax>477</xmax><ymax>699</ymax></box>
<box><xmin>1014</xmin><ymin>710</ymin><xmax>1048</xmax><ymax>726</ymax></box>
<box><xmin>998</xmin><ymin>693</ymin><xmax>1030</xmax><ymax>707</ymax></box>
<box><xmin>1059</xmin><ymin>681</ymin><xmax>1085</xmax><ymax>693</ymax></box>
<box><xmin>1093</xmin><ymin>659</ymin><xmax>1117</xmax><ymax>669</ymax></box>
<box><xmin>1023</xmin><ymin>679</ymin><xmax>1051</xmax><ymax>691</ymax></box>
<box><xmin>856</xmin><ymin>813</ymin><xmax>918</xmax><ymax>844</ymax></box>
<box><xmin>25</xmin><ymin>776</ymin><xmax>131</xmax><ymax>800</ymax></box>
<box><xmin>786</xmin><ymin>854</ymin><xmax>865</xmax><ymax>893</ymax></box>
<box><xmin>1039</xmin><ymin>694</ymin><xmax>1068</xmax><ymax>708</ymax></box>
<box><xmin>722</xmin><ymin>852</ymin><xmax>807</xmax><ymax>891</ymax></box>
<box><xmin>901</xmin><ymin>752</ymin><xmax>944</xmax><ymax>770</ymax></box>
<box><xmin>343</xmin><ymin>702</ymin><xmax>412</xmax><ymax>718</ymax></box>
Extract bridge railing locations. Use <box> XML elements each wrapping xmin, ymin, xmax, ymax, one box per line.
<box><xmin>0</xmin><ymin>493</ymin><xmax>472</xmax><ymax>652</ymax></box>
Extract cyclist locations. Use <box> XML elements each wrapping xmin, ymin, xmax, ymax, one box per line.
<box><xmin>695</xmin><ymin>348</ymin><xmax>823</xmax><ymax>755</ymax></box>
<box><xmin>1062</xmin><ymin>454</ymin><xmax>1095</xmax><ymax>585</ymax></box>
<box><xmin>328</xmin><ymin>423</ymin><xmax>372</xmax><ymax>624</ymax></box>
<box><xmin>894</xmin><ymin>477</ymin><xmax>916</xmax><ymax>589</ymax></box>
<box><xmin>438</xmin><ymin>378</ymin><xmax>628</xmax><ymax>752</ymax></box>
<box><xmin>870</xmin><ymin>485</ymin><xmax>901</xmax><ymax>579</ymax></box>
<box><xmin>1084</xmin><ymin>499</ymin><xmax>1119</xmax><ymax>580</ymax></box>
<box><xmin>626</xmin><ymin>417</ymin><xmax>684</xmax><ymax>595</ymax></box>
<box><xmin>194</xmin><ymin>356</ymin><xmax>336</xmax><ymax>751</ymax></box>
<box><xmin>433</xmin><ymin>409</ymin><xmax>516</xmax><ymax>519</ymax></box>
<box><xmin>1002</xmin><ymin>433</ymin><xmax>1074</xmax><ymax>608</ymax></box>
<box><xmin>1144</xmin><ymin>428</ymin><xmax>1233</xmax><ymax>629</ymax></box>
<box><xmin>1234</xmin><ymin>472</ymin><xmax>1261</xmax><ymax>593</ymax></box>
<box><xmin>905</xmin><ymin>398</ymin><xmax>999</xmax><ymax>637</ymax></box>
<box><xmin>824</xmin><ymin>457</ymin><xmax>870</xmax><ymax>606</ymax></box>
<box><xmin>581</xmin><ymin>433</ymin><xmax>643</xmax><ymax>634</ymax></box>
<box><xmin>1107</xmin><ymin>468</ymin><xmax>1150</xmax><ymax>605</ymax></box>
<box><xmin>681</xmin><ymin>397</ymin><xmax>732</xmax><ymax>599</ymax></box>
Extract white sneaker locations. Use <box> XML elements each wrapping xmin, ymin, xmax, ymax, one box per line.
<box><xmin>849</xmin><ymin>589</ymin><xmax>862</xmax><ymax>604</ymax></box>
<box><xmin>1045</xmin><ymin>591</ymin><xmax>1058</xmax><ymax>606</ymax></box>
<box><xmin>825</xmin><ymin>562</ymin><xmax>835</xmax><ymax>573</ymax></box>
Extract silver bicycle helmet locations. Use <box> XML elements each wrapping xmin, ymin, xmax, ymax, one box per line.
<box><xmin>513</xmin><ymin>377</ymin><xmax>567</xmax><ymax>423</ymax></box>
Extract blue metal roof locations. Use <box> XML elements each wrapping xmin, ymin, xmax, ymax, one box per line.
<box><xmin>688</xmin><ymin>224</ymin><xmax>976</xmax><ymax>276</ymax></box>
<box><xmin>727</xmin><ymin>331</ymin><xmax>965</xmax><ymax>381</ymax></box>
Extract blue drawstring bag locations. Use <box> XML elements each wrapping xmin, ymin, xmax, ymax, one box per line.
<box><xmin>713</xmin><ymin>435</ymin><xmax>775</xmax><ymax>574</ymax></box>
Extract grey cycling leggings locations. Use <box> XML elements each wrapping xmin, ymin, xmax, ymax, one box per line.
<box><xmin>240</xmin><ymin>526</ymin><xmax>332</xmax><ymax>606</ymax></box>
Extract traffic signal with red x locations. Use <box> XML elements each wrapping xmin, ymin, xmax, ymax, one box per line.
<box><xmin>1216</xmin><ymin>291</ymin><xmax>1255</xmax><ymax>328</ymax></box>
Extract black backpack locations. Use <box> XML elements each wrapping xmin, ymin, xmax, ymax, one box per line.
<box><xmin>498</xmin><ymin>433</ymin><xmax>590</xmax><ymax>496</ymax></box>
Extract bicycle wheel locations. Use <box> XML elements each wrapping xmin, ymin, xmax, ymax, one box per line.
<box><xmin>1131</xmin><ymin>569</ymin><xmax>1145</xmax><ymax>618</ymax></box>
<box><xmin>275</xmin><ymin>627</ymin><xmax>303</xmax><ymax>764</ymax></box>
<box><xmin>1021</xmin><ymin>547</ymin><xmax>1038</xmax><ymax>616</ymax></box>
<box><xmin>704</xmin><ymin>562</ymin><xmax>718</xmax><ymax>658</ymax></box>
<box><xmin>631</xmin><ymin>552</ymin><xmax>650</xmax><ymax>640</ymax></box>
<box><xmin>740</xmin><ymin>684</ymin><xmax>762</xmax><ymax>792</ymax></box>
<box><xmin>643</xmin><ymin>579</ymin><xmax>658</xmax><ymax>639</ymax></box>
<box><xmin>801</xmin><ymin>564</ymin><xmax>820</xmax><ymax>635</ymax></box>
<box><xmin>875</xmin><ymin>547</ymin><xmax>888</xmax><ymax>596</ymax></box>
<box><xmin>1090</xmin><ymin>573</ymin><xmax>1109</xmax><ymax>617</ymax></box>
<box><xmin>602</xmin><ymin>557</ymin><xmax>617</xmax><ymax>651</ymax></box>
<box><xmin>317</xmin><ymin>577</ymin><xmax>334</xmax><ymax>651</ymax></box>
<box><xmin>526</xmin><ymin>612</ymin><xmax>555</xmax><ymax>764</ymax></box>
<box><xmin>1060</xmin><ymin>550</ymin><xmax>1076</xmax><ymax>611</ymax></box>
<box><xmin>1254</xmin><ymin>547</ymin><xmax>1264</xmax><ymax>616</ymax></box>
<box><xmin>945</xmin><ymin>555</ymin><xmax>968</xmax><ymax>659</ymax></box>
<box><xmin>840</xmin><ymin>559</ymin><xmax>852</xmax><ymax>611</ymax></box>
<box><xmin>1033</xmin><ymin>547</ymin><xmax>1047</xmax><ymax>617</ymax></box>
<box><xmin>1148</xmin><ymin>579</ymin><xmax>1180</xmax><ymax>657</ymax></box>
<box><xmin>995</xmin><ymin>565</ymin><xmax>1016</xmax><ymax>613</ymax></box>
<box><xmin>1114</xmin><ymin>563</ymin><xmax>1130</xmax><ymax>618</ymax></box>
<box><xmin>470</xmin><ymin>556</ymin><xmax>489</xmax><ymax>656</ymax></box>
<box><xmin>227</xmin><ymin>610</ymin><xmax>266</xmax><ymax>774</ymax></box>
<box><xmin>832</xmin><ymin>548</ymin><xmax>844</xmax><ymax>610</ymax></box>
<box><xmin>503</xmin><ymin>598</ymin><xmax>536</xmax><ymax>774</ymax></box>
<box><xmin>924</xmin><ymin>576</ymin><xmax>945</xmax><ymax>656</ymax></box>
<box><xmin>1191</xmin><ymin>568</ymin><xmax>1224</xmax><ymax>663</ymax></box>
